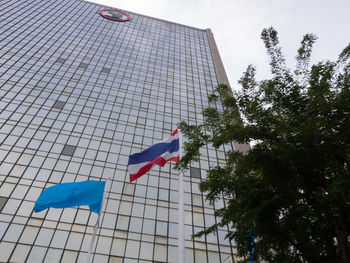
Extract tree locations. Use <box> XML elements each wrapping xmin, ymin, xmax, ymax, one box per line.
<box><xmin>176</xmin><ymin>27</ymin><xmax>350</xmax><ymax>263</ymax></box>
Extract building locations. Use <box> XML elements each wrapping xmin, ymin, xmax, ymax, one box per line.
<box><xmin>0</xmin><ymin>0</ymin><xmax>243</xmax><ymax>262</ymax></box>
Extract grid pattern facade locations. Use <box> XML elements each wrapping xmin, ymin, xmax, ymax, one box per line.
<box><xmin>0</xmin><ymin>0</ymin><xmax>236</xmax><ymax>262</ymax></box>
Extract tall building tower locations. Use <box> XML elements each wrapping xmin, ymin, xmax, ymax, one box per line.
<box><xmin>0</xmin><ymin>0</ymin><xmax>242</xmax><ymax>262</ymax></box>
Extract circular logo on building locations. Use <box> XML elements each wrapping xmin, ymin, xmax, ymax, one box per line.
<box><xmin>99</xmin><ymin>9</ymin><xmax>130</xmax><ymax>22</ymax></box>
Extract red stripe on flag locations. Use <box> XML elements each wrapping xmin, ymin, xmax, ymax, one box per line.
<box><xmin>130</xmin><ymin>156</ymin><xmax>180</xmax><ymax>182</ymax></box>
<box><xmin>171</xmin><ymin>129</ymin><xmax>178</xmax><ymax>136</ymax></box>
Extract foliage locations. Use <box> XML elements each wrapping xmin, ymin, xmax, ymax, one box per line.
<box><xmin>176</xmin><ymin>27</ymin><xmax>350</xmax><ymax>263</ymax></box>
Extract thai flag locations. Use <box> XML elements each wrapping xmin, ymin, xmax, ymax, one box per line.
<box><xmin>128</xmin><ymin>129</ymin><xmax>181</xmax><ymax>182</ymax></box>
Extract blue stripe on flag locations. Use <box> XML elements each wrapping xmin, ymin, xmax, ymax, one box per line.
<box><xmin>128</xmin><ymin>139</ymin><xmax>179</xmax><ymax>165</ymax></box>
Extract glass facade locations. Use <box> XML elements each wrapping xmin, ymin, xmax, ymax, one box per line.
<box><xmin>0</xmin><ymin>0</ymin><xmax>236</xmax><ymax>262</ymax></box>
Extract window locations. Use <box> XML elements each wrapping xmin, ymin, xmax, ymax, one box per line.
<box><xmin>61</xmin><ymin>145</ymin><xmax>76</xmax><ymax>156</ymax></box>
<box><xmin>0</xmin><ymin>197</ymin><xmax>7</xmax><ymax>212</ymax></box>
<box><xmin>78</xmin><ymin>62</ymin><xmax>88</xmax><ymax>69</ymax></box>
<box><xmin>55</xmin><ymin>58</ymin><xmax>66</xmax><ymax>64</ymax></box>
<box><xmin>52</xmin><ymin>100</ymin><xmax>65</xmax><ymax>110</ymax></box>
<box><xmin>101</xmin><ymin>67</ymin><xmax>110</xmax><ymax>74</ymax></box>
<box><xmin>190</xmin><ymin>167</ymin><xmax>201</xmax><ymax>179</ymax></box>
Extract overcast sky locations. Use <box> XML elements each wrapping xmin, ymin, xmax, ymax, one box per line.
<box><xmin>91</xmin><ymin>0</ymin><xmax>349</xmax><ymax>91</ymax></box>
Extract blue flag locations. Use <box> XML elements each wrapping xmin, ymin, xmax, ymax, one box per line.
<box><xmin>34</xmin><ymin>181</ymin><xmax>106</xmax><ymax>214</ymax></box>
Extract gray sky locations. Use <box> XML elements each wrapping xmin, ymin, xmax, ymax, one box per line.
<box><xmin>91</xmin><ymin>0</ymin><xmax>349</xmax><ymax>91</ymax></box>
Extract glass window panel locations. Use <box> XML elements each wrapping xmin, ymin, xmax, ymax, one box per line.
<box><xmin>168</xmin><ymin>245</ymin><xmax>178</xmax><ymax>262</ymax></box>
<box><xmin>0</xmin><ymin>222</ymin><xmax>9</xmax><ymax>240</ymax></box>
<box><xmin>110</xmin><ymin>238</ymin><xmax>126</xmax><ymax>257</ymax></box>
<box><xmin>61</xmin><ymin>251</ymin><xmax>78</xmax><ymax>262</ymax></box>
<box><xmin>142</xmin><ymin>218</ymin><xmax>155</xmax><ymax>235</ymax></box>
<box><xmin>119</xmin><ymin>201</ymin><xmax>132</xmax><ymax>215</ymax></box>
<box><xmin>154</xmin><ymin>244</ymin><xmax>167</xmax><ymax>262</ymax></box>
<box><xmin>116</xmin><ymin>215</ymin><xmax>129</xmax><ymax>230</ymax></box>
<box><xmin>123</xmin><ymin>183</ymin><xmax>135</xmax><ymax>195</ymax></box>
<box><xmin>17</xmin><ymin>201</ymin><xmax>33</xmax><ymax>217</ymax></box>
<box><xmin>218</xmin><ymin>230</ymin><xmax>231</xmax><ymax>246</ymax></box>
<box><xmin>0</xmin><ymin>197</ymin><xmax>8</xmax><ymax>211</ymax></box>
<box><xmin>93</xmin><ymin>254</ymin><xmax>109</xmax><ymax>263</ymax></box>
<box><xmin>66</xmin><ymin>232</ymin><xmax>83</xmax><ymax>250</ymax></box>
<box><xmin>10</xmin><ymin>244</ymin><xmax>31</xmax><ymax>262</ymax></box>
<box><xmin>159</xmin><ymin>188</ymin><xmax>168</xmax><ymax>201</ymax></box>
<box><xmin>157</xmin><ymin>207</ymin><xmax>168</xmax><ymax>221</ymax></box>
<box><xmin>192</xmin><ymin>194</ymin><xmax>203</xmax><ymax>207</ymax></box>
<box><xmin>75</xmin><ymin>209</ymin><xmax>90</xmax><ymax>225</ymax></box>
<box><xmin>60</xmin><ymin>209</ymin><xmax>77</xmax><ymax>223</ymax></box>
<box><xmin>195</xmin><ymin>249</ymin><xmax>207</xmax><ymax>263</ymax></box>
<box><xmin>51</xmin><ymin>230</ymin><xmax>69</xmax><ymax>248</ymax></box>
<box><xmin>185</xmin><ymin>248</ymin><xmax>195</xmax><ymax>263</ymax></box>
<box><xmin>46</xmin><ymin>208</ymin><xmax>62</xmax><ymax>221</ymax></box>
<box><xmin>169</xmin><ymin>223</ymin><xmax>178</xmax><ymax>238</ymax></box>
<box><xmin>3</xmin><ymin>224</ymin><xmax>24</xmax><ymax>242</ymax></box>
<box><xmin>185</xmin><ymin>211</ymin><xmax>192</xmax><ymax>225</ymax></box>
<box><xmin>0</xmin><ymin>242</ymin><xmax>15</xmax><ymax>263</ymax></box>
<box><xmin>27</xmin><ymin>246</ymin><xmax>47</xmax><ymax>263</ymax></box>
<box><xmin>102</xmin><ymin>213</ymin><xmax>117</xmax><ymax>229</ymax></box>
<box><xmin>19</xmin><ymin>224</ymin><xmax>39</xmax><ymax>244</ymax></box>
<box><xmin>139</xmin><ymin>242</ymin><xmax>153</xmax><ymax>261</ymax></box>
<box><xmin>106</xmin><ymin>199</ymin><xmax>119</xmax><ymax>213</ymax></box>
<box><xmin>208</xmin><ymin>251</ymin><xmax>220</xmax><ymax>262</ymax></box>
<box><xmin>156</xmin><ymin>221</ymin><xmax>167</xmax><ymax>236</ymax></box>
<box><xmin>125</xmin><ymin>240</ymin><xmax>140</xmax><ymax>259</ymax></box>
<box><xmin>111</xmin><ymin>181</ymin><xmax>123</xmax><ymax>194</ymax></box>
<box><xmin>96</xmin><ymin>236</ymin><xmax>112</xmax><ymax>254</ymax></box>
<box><xmin>44</xmin><ymin>248</ymin><xmax>63</xmax><ymax>263</ymax></box>
<box><xmin>144</xmin><ymin>205</ymin><xmax>156</xmax><ymax>219</ymax></box>
<box><xmin>129</xmin><ymin>217</ymin><xmax>142</xmax><ymax>233</ymax></box>
<box><xmin>193</xmin><ymin>212</ymin><xmax>204</xmax><ymax>227</ymax></box>
<box><xmin>135</xmin><ymin>185</ymin><xmax>146</xmax><ymax>197</ymax></box>
<box><xmin>131</xmin><ymin>203</ymin><xmax>144</xmax><ymax>217</ymax></box>
<box><xmin>35</xmin><ymin>228</ymin><xmax>54</xmax><ymax>246</ymax></box>
<box><xmin>10</xmin><ymin>164</ymin><xmax>27</xmax><ymax>177</ymax></box>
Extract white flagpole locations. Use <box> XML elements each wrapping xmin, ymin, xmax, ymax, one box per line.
<box><xmin>178</xmin><ymin>130</ymin><xmax>185</xmax><ymax>263</ymax></box>
<box><xmin>87</xmin><ymin>177</ymin><xmax>111</xmax><ymax>263</ymax></box>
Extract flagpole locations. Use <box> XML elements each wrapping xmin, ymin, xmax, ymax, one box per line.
<box><xmin>87</xmin><ymin>177</ymin><xmax>111</xmax><ymax>263</ymax></box>
<box><xmin>178</xmin><ymin>130</ymin><xmax>185</xmax><ymax>263</ymax></box>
